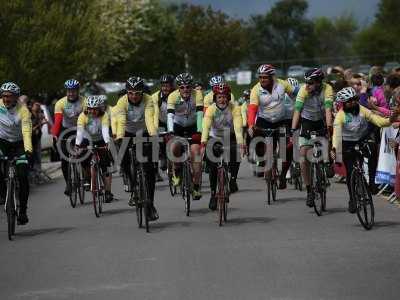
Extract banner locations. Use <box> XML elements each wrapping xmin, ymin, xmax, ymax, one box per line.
<box><xmin>376</xmin><ymin>126</ymin><xmax>398</xmax><ymax>185</ymax></box>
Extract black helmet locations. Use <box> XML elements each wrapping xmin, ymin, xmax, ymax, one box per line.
<box><xmin>126</xmin><ymin>76</ymin><xmax>145</xmax><ymax>91</ymax></box>
<box><xmin>175</xmin><ymin>73</ymin><xmax>193</xmax><ymax>86</ymax></box>
<box><xmin>304</xmin><ymin>68</ymin><xmax>324</xmax><ymax>82</ymax></box>
<box><xmin>160</xmin><ymin>74</ymin><xmax>175</xmax><ymax>84</ymax></box>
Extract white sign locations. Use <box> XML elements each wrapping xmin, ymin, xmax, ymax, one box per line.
<box><xmin>236</xmin><ymin>71</ymin><xmax>252</xmax><ymax>85</ymax></box>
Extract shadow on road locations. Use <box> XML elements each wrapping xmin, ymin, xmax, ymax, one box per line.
<box><xmin>101</xmin><ymin>208</ymin><xmax>133</xmax><ymax>217</ymax></box>
<box><xmin>189</xmin><ymin>207</ymin><xmax>240</xmax><ymax>216</ymax></box>
<box><xmin>321</xmin><ymin>207</ymin><xmax>347</xmax><ymax>215</ymax></box>
<box><xmin>15</xmin><ymin>227</ymin><xmax>75</xmax><ymax>237</ymax></box>
<box><xmin>373</xmin><ymin>221</ymin><xmax>400</xmax><ymax>228</ymax></box>
<box><xmin>272</xmin><ymin>197</ymin><xmax>307</xmax><ymax>204</ymax></box>
<box><xmin>150</xmin><ymin>220</ymin><xmax>192</xmax><ymax>232</ymax></box>
<box><xmin>227</xmin><ymin>216</ymin><xmax>275</xmax><ymax>226</ymax></box>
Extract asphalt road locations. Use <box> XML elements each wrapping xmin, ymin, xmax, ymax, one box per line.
<box><xmin>1</xmin><ymin>162</ymin><xmax>400</xmax><ymax>300</ymax></box>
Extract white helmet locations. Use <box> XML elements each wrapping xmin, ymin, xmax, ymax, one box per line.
<box><xmin>1</xmin><ymin>82</ymin><xmax>20</xmax><ymax>95</ymax></box>
<box><xmin>287</xmin><ymin>77</ymin><xmax>299</xmax><ymax>88</ymax></box>
<box><xmin>257</xmin><ymin>64</ymin><xmax>276</xmax><ymax>75</ymax></box>
<box><xmin>86</xmin><ymin>95</ymin><xmax>103</xmax><ymax>108</ymax></box>
<box><xmin>209</xmin><ymin>75</ymin><xmax>224</xmax><ymax>87</ymax></box>
<box><xmin>336</xmin><ymin>87</ymin><xmax>357</xmax><ymax>103</ymax></box>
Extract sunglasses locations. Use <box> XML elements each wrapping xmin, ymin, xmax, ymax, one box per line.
<box><xmin>1</xmin><ymin>93</ymin><xmax>14</xmax><ymax>98</ymax></box>
<box><xmin>305</xmin><ymin>80</ymin><xmax>316</xmax><ymax>85</ymax></box>
<box><xmin>179</xmin><ymin>85</ymin><xmax>192</xmax><ymax>90</ymax></box>
<box><xmin>259</xmin><ymin>75</ymin><xmax>273</xmax><ymax>80</ymax></box>
<box><xmin>127</xmin><ymin>91</ymin><xmax>143</xmax><ymax>96</ymax></box>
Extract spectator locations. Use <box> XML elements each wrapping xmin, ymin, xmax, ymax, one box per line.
<box><xmin>368</xmin><ymin>73</ymin><xmax>390</xmax><ymax>116</ymax></box>
<box><xmin>385</xmin><ymin>74</ymin><xmax>400</xmax><ymax>106</ymax></box>
<box><xmin>30</xmin><ymin>100</ymin><xmax>48</xmax><ymax>178</ymax></box>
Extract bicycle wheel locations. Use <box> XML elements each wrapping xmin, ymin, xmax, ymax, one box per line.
<box><xmin>182</xmin><ymin>163</ymin><xmax>191</xmax><ymax>216</ymax></box>
<box><xmin>68</xmin><ymin>162</ymin><xmax>78</xmax><ymax>208</ymax></box>
<box><xmin>266</xmin><ymin>176</ymin><xmax>272</xmax><ymax>206</ymax></box>
<box><xmin>6</xmin><ymin>179</ymin><xmax>16</xmax><ymax>241</ymax></box>
<box><xmin>139</xmin><ymin>166</ymin><xmax>150</xmax><ymax>232</ymax></box>
<box><xmin>271</xmin><ymin>168</ymin><xmax>278</xmax><ymax>202</ymax></box>
<box><xmin>217</xmin><ymin>167</ymin><xmax>226</xmax><ymax>226</ymax></box>
<box><xmin>134</xmin><ymin>169</ymin><xmax>143</xmax><ymax>228</ymax></box>
<box><xmin>77</xmin><ymin>164</ymin><xmax>85</xmax><ymax>204</ymax></box>
<box><xmin>311</xmin><ymin>163</ymin><xmax>323</xmax><ymax>216</ymax></box>
<box><xmin>351</xmin><ymin>171</ymin><xmax>375</xmax><ymax>230</ymax></box>
<box><xmin>167</xmin><ymin>161</ymin><xmax>176</xmax><ymax>196</ymax></box>
<box><xmin>97</xmin><ymin>170</ymin><xmax>104</xmax><ymax>214</ymax></box>
<box><xmin>92</xmin><ymin>165</ymin><xmax>100</xmax><ymax>218</ymax></box>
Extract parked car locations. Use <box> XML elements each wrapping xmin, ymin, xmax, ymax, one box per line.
<box><xmin>384</xmin><ymin>61</ymin><xmax>400</xmax><ymax>73</ymax></box>
<box><xmin>287</xmin><ymin>65</ymin><xmax>305</xmax><ymax>78</ymax></box>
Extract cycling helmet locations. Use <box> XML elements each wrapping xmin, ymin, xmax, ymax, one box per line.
<box><xmin>336</xmin><ymin>87</ymin><xmax>357</xmax><ymax>103</ymax></box>
<box><xmin>257</xmin><ymin>64</ymin><xmax>276</xmax><ymax>76</ymax></box>
<box><xmin>97</xmin><ymin>94</ymin><xmax>107</xmax><ymax>106</ymax></box>
<box><xmin>304</xmin><ymin>68</ymin><xmax>324</xmax><ymax>82</ymax></box>
<box><xmin>214</xmin><ymin>83</ymin><xmax>231</xmax><ymax>96</ymax></box>
<box><xmin>287</xmin><ymin>77</ymin><xmax>299</xmax><ymax>88</ymax></box>
<box><xmin>126</xmin><ymin>76</ymin><xmax>145</xmax><ymax>91</ymax></box>
<box><xmin>175</xmin><ymin>73</ymin><xmax>193</xmax><ymax>86</ymax></box>
<box><xmin>64</xmin><ymin>79</ymin><xmax>80</xmax><ymax>89</ymax></box>
<box><xmin>86</xmin><ymin>95</ymin><xmax>103</xmax><ymax>108</ymax></box>
<box><xmin>1</xmin><ymin>82</ymin><xmax>20</xmax><ymax>95</ymax></box>
<box><xmin>243</xmin><ymin>89</ymin><xmax>250</xmax><ymax>98</ymax></box>
<box><xmin>209</xmin><ymin>75</ymin><xmax>224</xmax><ymax>87</ymax></box>
<box><xmin>160</xmin><ymin>74</ymin><xmax>175</xmax><ymax>84</ymax></box>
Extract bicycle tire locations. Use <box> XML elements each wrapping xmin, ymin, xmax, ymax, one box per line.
<box><xmin>272</xmin><ymin>168</ymin><xmax>278</xmax><ymax>202</ymax></box>
<box><xmin>182</xmin><ymin>162</ymin><xmax>191</xmax><ymax>216</ymax></box>
<box><xmin>311</xmin><ymin>163</ymin><xmax>323</xmax><ymax>216</ymax></box>
<box><xmin>77</xmin><ymin>164</ymin><xmax>85</xmax><ymax>204</ymax></box>
<box><xmin>134</xmin><ymin>168</ymin><xmax>143</xmax><ymax>228</ymax></box>
<box><xmin>6</xmin><ymin>179</ymin><xmax>16</xmax><ymax>241</ymax></box>
<box><xmin>167</xmin><ymin>161</ymin><xmax>176</xmax><ymax>197</ymax></box>
<box><xmin>97</xmin><ymin>169</ymin><xmax>103</xmax><ymax>214</ymax></box>
<box><xmin>217</xmin><ymin>167</ymin><xmax>225</xmax><ymax>226</ymax></box>
<box><xmin>266</xmin><ymin>177</ymin><xmax>271</xmax><ymax>206</ymax></box>
<box><xmin>92</xmin><ymin>165</ymin><xmax>100</xmax><ymax>218</ymax></box>
<box><xmin>139</xmin><ymin>166</ymin><xmax>150</xmax><ymax>233</ymax></box>
<box><xmin>68</xmin><ymin>163</ymin><xmax>77</xmax><ymax>208</ymax></box>
<box><xmin>351</xmin><ymin>170</ymin><xmax>375</xmax><ymax>230</ymax></box>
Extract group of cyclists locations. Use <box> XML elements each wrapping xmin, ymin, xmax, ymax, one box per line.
<box><xmin>1</xmin><ymin>63</ymin><xmax>400</xmax><ymax>226</ymax></box>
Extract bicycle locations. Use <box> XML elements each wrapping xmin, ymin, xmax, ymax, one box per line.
<box><xmin>1</xmin><ymin>155</ymin><xmax>22</xmax><ymax>241</ymax></box>
<box><xmin>255</xmin><ymin>127</ymin><xmax>282</xmax><ymax>206</ymax></box>
<box><xmin>348</xmin><ymin>141</ymin><xmax>375</xmax><ymax>230</ymax></box>
<box><xmin>308</xmin><ymin>129</ymin><xmax>329</xmax><ymax>216</ymax></box>
<box><xmin>67</xmin><ymin>154</ymin><xmax>85</xmax><ymax>208</ymax></box>
<box><xmin>213</xmin><ymin>143</ymin><xmax>230</xmax><ymax>226</ymax></box>
<box><xmin>86</xmin><ymin>145</ymin><xmax>107</xmax><ymax>218</ymax></box>
<box><xmin>127</xmin><ymin>142</ymin><xmax>152</xmax><ymax>232</ymax></box>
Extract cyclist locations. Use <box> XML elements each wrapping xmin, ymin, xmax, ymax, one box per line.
<box><xmin>167</xmin><ymin>72</ymin><xmax>203</xmax><ymax>200</ymax></box>
<box><xmin>203</xmin><ymin>75</ymin><xmax>235</xmax><ymax>111</ymax></box>
<box><xmin>331</xmin><ymin>87</ymin><xmax>398</xmax><ymax>213</ymax></box>
<box><xmin>247</xmin><ymin>64</ymin><xmax>298</xmax><ymax>186</ymax></box>
<box><xmin>201</xmin><ymin>83</ymin><xmax>245</xmax><ymax>210</ymax></box>
<box><xmin>75</xmin><ymin>95</ymin><xmax>113</xmax><ymax>203</ymax></box>
<box><xmin>238</xmin><ymin>89</ymin><xmax>250</xmax><ymax>128</ymax></box>
<box><xmin>291</xmin><ymin>68</ymin><xmax>333</xmax><ymax>207</ymax></box>
<box><xmin>115</xmin><ymin>77</ymin><xmax>159</xmax><ymax>220</ymax></box>
<box><xmin>152</xmin><ymin>74</ymin><xmax>175</xmax><ymax>176</ymax></box>
<box><xmin>52</xmin><ymin>79</ymin><xmax>86</xmax><ymax>196</ymax></box>
<box><xmin>0</xmin><ymin>82</ymin><xmax>32</xmax><ymax>225</ymax></box>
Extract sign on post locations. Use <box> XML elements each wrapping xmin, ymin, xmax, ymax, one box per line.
<box><xmin>236</xmin><ymin>71</ymin><xmax>252</xmax><ymax>85</ymax></box>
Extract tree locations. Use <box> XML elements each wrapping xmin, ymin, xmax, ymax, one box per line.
<box><xmin>0</xmin><ymin>0</ymin><xmax>124</xmax><ymax>96</ymax></box>
<box><xmin>314</xmin><ymin>14</ymin><xmax>358</xmax><ymax>64</ymax></box>
<box><xmin>176</xmin><ymin>5</ymin><xmax>249</xmax><ymax>81</ymax></box>
<box><xmin>354</xmin><ymin>0</ymin><xmax>400</xmax><ymax>65</ymax></box>
<box><xmin>248</xmin><ymin>0</ymin><xmax>315</xmax><ymax>70</ymax></box>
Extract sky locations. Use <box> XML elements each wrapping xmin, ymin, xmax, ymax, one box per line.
<box><xmin>163</xmin><ymin>0</ymin><xmax>380</xmax><ymax>25</ymax></box>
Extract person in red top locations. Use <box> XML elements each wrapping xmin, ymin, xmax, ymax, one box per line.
<box><xmin>52</xmin><ymin>79</ymin><xmax>86</xmax><ymax>196</ymax></box>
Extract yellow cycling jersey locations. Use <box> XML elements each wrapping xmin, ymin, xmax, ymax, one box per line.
<box><xmin>0</xmin><ymin>99</ymin><xmax>32</xmax><ymax>152</ymax></box>
<box><xmin>152</xmin><ymin>90</ymin><xmax>168</xmax><ymax>126</ymax></box>
<box><xmin>114</xmin><ymin>94</ymin><xmax>158</xmax><ymax>139</ymax></box>
<box><xmin>333</xmin><ymin>105</ymin><xmax>390</xmax><ymax>150</ymax></box>
<box><xmin>295</xmin><ymin>83</ymin><xmax>333</xmax><ymax>121</ymax></box>
<box><xmin>109</xmin><ymin>106</ymin><xmax>118</xmax><ymax>137</ymax></box>
<box><xmin>76</xmin><ymin>112</ymin><xmax>110</xmax><ymax>145</ymax></box>
<box><xmin>250</xmin><ymin>79</ymin><xmax>293</xmax><ymax>123</ymax></box>
<box><xmin>203</xmin><ymin>91</ymin><xmax>236</xmax><ymax>109</ymax></box>
<box><xmin>241</xmin><ymin>102</ymin><xmax>248</xmax><ymax>128</ymax></box>
<box><xmin>201</xmin><ymin>102</ymin><xmax>244</xmax><ymax>145</ymax></box>
<box><xmin>54</xmin><ymin>96</ymin><xmax>86</xmax><ymax>128</ymax></box>
<box><xmin>167</xmin><ymin>89</ymin><xmax>203</xmax><ymax>129</ymax></box>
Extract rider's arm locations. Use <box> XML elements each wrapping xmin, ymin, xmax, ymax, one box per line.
<box><xmin>51</xmin><ymin>98</ymin><xmax>64</xmax><ymax>137</ymax></box>
<box><xmin>247</xmin><ymin>84</ymin><xmax>259</xmax><ymax>128</ymax></box>
<box><xmin>151</xmin><ymin>93</ymin><xmax>160</xmax><ymax>130</ymax></box>
<box><xmin>200</xmin><ymin>104</ymin><xmax>214</xmax><ymax>144</ymax></box>
<box><xmin>332</xmin><ymin>111</ymin><xmax>345</xmax><ymax>151</ymax></box>
<box><xmin>115</xmin><ymin>96</ymin><xmax>127</xmax><ymax>140</ymax></box>
<box><xmin>362</xmin><ymin>105</ymin><xmax>391</xmax><ymax>127</ymax></box>
<box><xmin>281</xmin><ymin>79</ymin><xmax>299</xmax><ymax>98</ymax></box>
<box><xmin>324</xmin><ymin>84</ymin><xmax>334</xmax><ymax>128</ymax></box>
<box><xmin>203</xmin><ymin>92</ymin><xmax>213</xmax><ymax>113</ymax></box>
<box><xmin>144</xmin><ymin>96</ymin><xmax>157</xmax><ymax>136</ymax></box>
<box><xmin>241</xmin><ymin>102</ymin><xmax>247</xmax><ymax>128</ymax></box>
<box><xmin>292</xmin><ymin>85</ymin><xmax>307</xmax><ymax>129</ymax></box>
<box><xmin>75</xmin><ymin>113</ymin><xmax>86</xmax><ymax>146</ymax></box>
<box><xmin>195</xmin><ymin>89</ymin><xmax>204</xmax><ymax>132</ymax></box>
<box><xmin>167</xmin><ymin>91</ymin><xmax>177</xmax><ymax>133</ymax></box>
<box><xmin>110</xmin><ymin>106</ymin><xmax>118</xmax><ymax>137</ymax></box>
<box><xmin>232</xmin><ymin>104</ymin><xmax>244</xmax><ymax>145</ymax></box>
<box><xmin>101</xmin><ymin>113</ymin><xmax>111</xmax><ymax>144</ymax></box>
<box><xmin>20</xmin><ymin>106</ymin><xmax>33</xmax><ymax>153</ymax></box>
